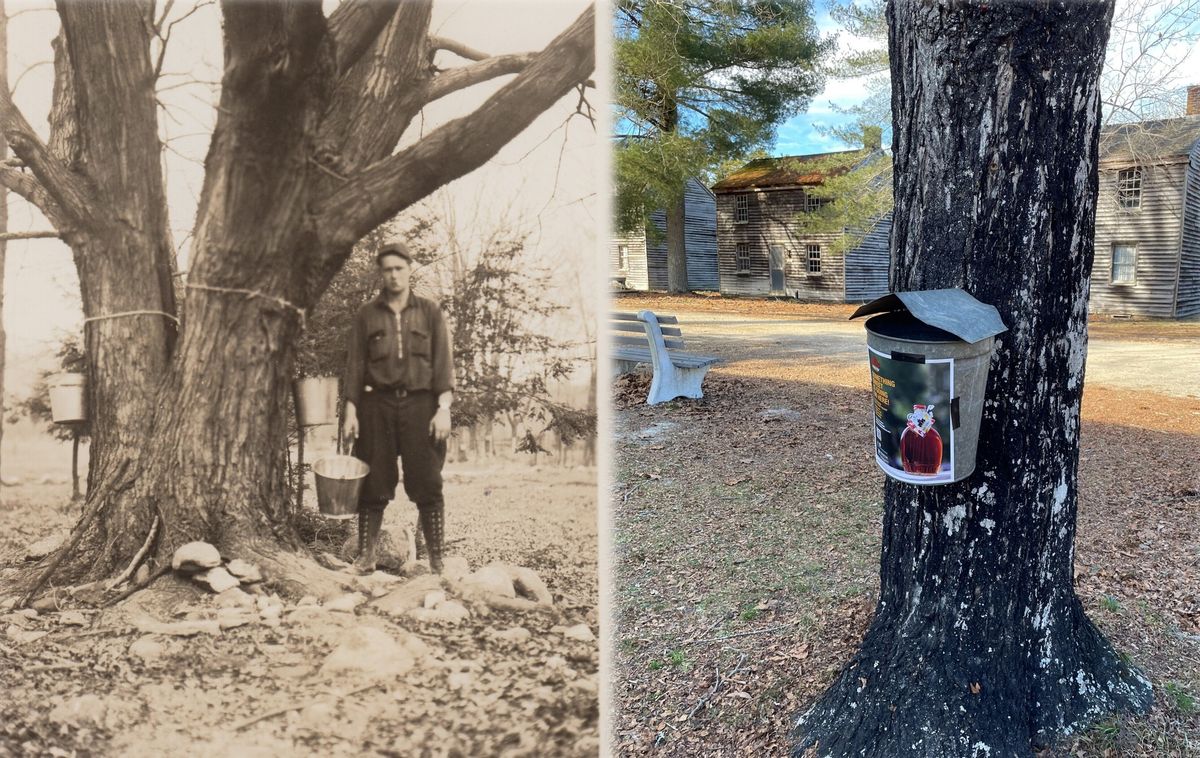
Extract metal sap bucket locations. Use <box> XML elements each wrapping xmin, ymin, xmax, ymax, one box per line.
<box><xmin>295</xmin><ymin>376</ymin><xmax>338</xmax><ymax>427</ymax></box>
<box><xmin>851</xmin><ymin>290</ymin><xmax>1007</xmax><ymax>485</ymax></box>
<box><xmin>312</xmin><ymin>455</ymin><xmax>369</xmax><ymax>519</ymax></box>
<box><xmin>48</xmin><ymin>373</ymin><xmax>86</xmax><ymax>424</ymax></box>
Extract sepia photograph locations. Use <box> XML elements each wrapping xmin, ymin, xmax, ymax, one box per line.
<box><xmin>0</xmin><ymin>1</ymin><xmax>600</xmax><ymax>756</ymax></box>
<box><xmin>610</xmin><ymin>0</ymin><xmax>1200</xmax><ymax>756</ymax></box>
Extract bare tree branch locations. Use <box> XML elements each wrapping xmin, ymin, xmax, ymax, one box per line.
<box><xmin>9</xmin><ymin>60</ymin><xmax>52</xmax><ymax>98</ymax></box>
<box><xmin>428</xmin><ymin>35</ymin><xmax>492</xmax><ymax>62</ymax></box>
<box><xmin>428</xmin><ymin>36</ymin><xmax>596</xmax><ymax>91</ymax></box>
<box><xmin>0</xmin><ymin>167</ymin><xmax>68</xmax><ymax>229</ymax></box>
<box><xmin>422</xmin><ymin>52</ymin><xmax>536</xmax><ymax>103</ymax></box>
<box><xmin>152</xmin><ymin>0</ymin><xmax>215</xmax><ymax>79</ymax></box>
<box><xmin>0</xmin><ymin>88</ymin><xmax>94</xmax><ymax>224</ymax></box>
<box><xmin>0</xmin><ymin>229</ymin><xmax>59</xmax><ymax>241</ymax></box>
<box><xmin>316</xmin><ymin>6</ymin><xmax>595</xmax><ymax>250</ymax></box>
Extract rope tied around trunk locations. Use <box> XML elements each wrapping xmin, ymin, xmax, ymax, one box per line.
<box><xmin>82</xmin><ymin>310</ymin><xmax>181</xmax><ymax>326</ymax></box>
<box><xmin>185</xmin><ymin>283</ymin><xmax>306</xmax><ymax>330</ymax></box>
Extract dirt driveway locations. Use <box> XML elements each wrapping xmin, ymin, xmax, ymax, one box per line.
<box><xmin>616</xmin><ymin>295</ymin><xmax>1200</xmax><ymax>398</ymax></box>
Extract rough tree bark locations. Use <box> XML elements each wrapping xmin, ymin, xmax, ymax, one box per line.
<box><xmin>665</xmin><ymin>194</ymin><xmax>688</xmax><ymax>293</ymax></box>
<box><xmin>661</xmin><ymin>97</ymin><xmax>689</xmax><ymax>294</ymax></box>
<box><xmin>0</xmin><ymin>1</ymin><xmax>594</xmax><ymax>599</ymax></box>
<box><xmin>790</xmin><ymin>1</ymin><xmax>1151</xmax><ymax>756</ymax></box>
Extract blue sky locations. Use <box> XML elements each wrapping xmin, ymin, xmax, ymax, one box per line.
<box><xmin>774</xmin><ymin>0</ymin><xmax>1200</xmax><ymax>158</ymax></box>
<box><xmin>773</xmin><ymin>0</ymin><xmax>879</xmax><ymax>157</ymax></box>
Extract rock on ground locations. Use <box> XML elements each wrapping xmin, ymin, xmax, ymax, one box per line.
<box><xmin>193</xmin><ymin>567</ymin><xmax>239</xmax><ymax>593</ymax></box>
<box><xmin>171</xmin><ymin>542</ymin><xmax>221</xmax><ymax>572</ymax></box>
<box><xmin>441</xmin><ymin>556</ymin><xmax>470</xmax><ymax>582</ymax></box>
<box><xmin>462</xmin><ymin>565</ymin><xmax>516</xmax><ymax>598</ymax></box>
<box><xmin>320</xmin><ymin>626</ymin><xmax>415</xmax><ymax>678</ymax></box>
<box><xmin>489</xmin><ymin>626</ymin><xmax>532</xmax><ymax>644</ymax></box>
<box><xmin>499</xmin><ymin>564</ymin><xmax>554</xmax><ymax>605</ymax></box>
<box><xmin>226</xmin><ymin>559</ymin><xmax>263</xmax><ymax>583</ymax></box>
<box><xmin>562</xmin><ymin>623</ymin><xmax>596</xmax><ymax>643</ymax></box>
<box><xmin>25</xmin><ymin>534</ymin><xmax>65</xmax><ymax>562</ymax></box>
<box><xmin>325</xmin><ymin>592</ymin><xmax>367</xmax><ymax>613</ymax></box>
<box><xmin>128</xmin><ymin>636</ymin><xmax>167</xmax><ymax>662</ymax></box>
<box><xmin>48</xmin><ymin>694</ymin><xmax>109</xmax><ymax>728</ymax></box>
<box><xmin>371</xmin><ymin>575</ymin><xmax>445</xmax><ymax>616</ymax></box>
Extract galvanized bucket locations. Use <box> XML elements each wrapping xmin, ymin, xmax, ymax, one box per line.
<box><xmin>48</xmin><ymin>373</ymin><xmax>86</xmax><ymax>424</ymax></box>
<box><xmin>864</xmin><ymin>311</ymin><xmax>994</xmax><ymax>483</ymax></box>
<box><xmin>295</xmin><ymin>376</ymin><xmax>338</xmax><ymax>427</ymax></box>
<box><xmin>312</xmin><ymin>455</ymin><xmax>368</xmax><ymax>519</ymax></box>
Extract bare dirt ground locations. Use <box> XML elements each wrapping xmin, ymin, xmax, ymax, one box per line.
<box><xmin>0</xmin><ymin>428</ymin><xmax>598</xmax><ymax>757</ymax></box>
<box><xmin>611</xmin><ymin>293</ymin><xmax>1200</xmax><ymax>757</ymax></box>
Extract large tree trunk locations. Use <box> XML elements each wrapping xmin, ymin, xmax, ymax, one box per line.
<box><xmin>791</xmin><ymin>1</ymin><xmax>1151</xmax><ymax>755</ymax></box>
<box><xmin>665</xmin><ymin>192</ymin><xmax>688</xmax><ymax>293</ymax></box>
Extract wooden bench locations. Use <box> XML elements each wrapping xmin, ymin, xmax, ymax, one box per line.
<box><xmin>611</xmin><ymin>310</ymin><xmax>722</xmax><ymax>405</ymax></box>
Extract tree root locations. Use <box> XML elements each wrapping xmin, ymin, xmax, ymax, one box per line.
<box><xmin>18</xmin><ymin>460</ymin><xmax>136</xmax><ymax>608</ymax></box>
<box><xmin>235</xmin><ymin>542</ymin><xmax>361</xmax><ymax>600</ymax></box>
<box><xmin>108</xmin><ymin>516</ymin><xmax>159</xmax><ymax>590</ymax></box>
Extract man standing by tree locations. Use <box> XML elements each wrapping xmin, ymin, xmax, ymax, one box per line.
<box><xmin>343</xmin><ymin>242</ymin><xmax>454</xmax><ymax>575</ymax></box>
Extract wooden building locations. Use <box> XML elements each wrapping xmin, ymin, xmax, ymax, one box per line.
<box><xmin>711</xmin><ymin>148</ymin><xmax>891</xmax><ymax>303</ymax></box>
<box><xmin>611</xmin><ymin>177</ymin><xmax>718</xmax><ymax>292</ymax></box>
<box><xmin>1091</xmin><ymin>100</ymin><xmax>1200</xmax><ymax>318</ymax></box>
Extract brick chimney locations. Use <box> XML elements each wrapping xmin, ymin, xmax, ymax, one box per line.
<box><xmin>1189</xmin><ymin>84</ymin><xmax>1200</xmax><ymax>116</ymax></box>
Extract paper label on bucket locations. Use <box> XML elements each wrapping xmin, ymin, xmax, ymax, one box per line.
<box><xmin>869</xmin><ymin>347</ymin><xmax>955</xmax><ymax>484</ymax></box>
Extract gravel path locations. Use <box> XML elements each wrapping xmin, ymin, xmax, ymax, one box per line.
<box><xmin>663</xmin><ymin>309</ymin><xmax>1200</xmax><ymax>398</ymax></box>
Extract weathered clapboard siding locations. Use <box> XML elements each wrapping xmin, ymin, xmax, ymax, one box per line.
<box><xmin>844</xmin><ymin>211</ymin><xmax>892</xmax><ymax>302</ymax></box>
<box><xmin>611</xmin><ymin>232</ymin><xmax>649</xmax><ymax>291</ymax></box>
<box><xmin>715</xmin><ymin>187</ymin><xmax>845</xmax><ymax>301</ymax></box>
<box><xmin>611</xmin><ymin>178</ymin><xmax>718</xmax><ymax>292</ymax></box>
<box><xmin>643</xmin><ymin>178</ymin><xmax>719</xmax><ymax>291</ymax></box>
<box><xmin>1092</xmin><ymin>162</ymin><xmax>1186</xmax><ymax>317</ymax></box>
<box><xmin>1178</xmin><ymin>140</ymin><xmax>1200</xmax><ymax>317</ymax></box>
<box><xmin>685</xmin><ymin>180</ymin><xmax>719</xmax><ymax>291</ymax></box>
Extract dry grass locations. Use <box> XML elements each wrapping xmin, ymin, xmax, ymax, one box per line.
<box><xmin>611</xmin><ymin>362</ymin><xmax>1200</xmax><ymax>756</ymax></box>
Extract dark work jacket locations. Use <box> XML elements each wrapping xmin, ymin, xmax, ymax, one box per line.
<box><xmin>343</xmin><ymin>292</ymin><xmax>454</xmax><ymax>406</ymax></box>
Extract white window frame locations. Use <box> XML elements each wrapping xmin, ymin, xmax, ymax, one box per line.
<box><xmin>735</xmin><ymin>242</ymin><xmax>751</xmax><ymax>273</ymax></box>
<box><xmin>734</xmin><ymin>194</ymin><xmax>749</xmax><ymax>224</ymax></box>
<box><xmin>806</xmin><ymin>244</ymin><xmax>822</xmax><ymax>275</ymax></box>
<box><xmin>617</xmin><ymin>243</ymin><xmax>629</xmax><ymax>272</ymax></box>
<box><xmin>1111</xmin><ymin>243</ymin><xmax>1136</xmax><ymax>285</ymax></box>
<box><xmin>804</xmin><ymin>194</ymin><xmax>827</xmax><ymax>214</ymax></box>
<box><xmin>1116</xmin><ymin>168</ymin><xmax>1142</xmax><ymax>210</ymax></box>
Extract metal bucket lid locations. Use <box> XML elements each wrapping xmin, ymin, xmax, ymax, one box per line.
<box><xmin>850</xmin><ymin>289</ymin><xmax>1007</xmax><ymax>344</ymax></box>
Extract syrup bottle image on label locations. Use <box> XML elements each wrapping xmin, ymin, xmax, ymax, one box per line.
<box><xmin>899</xmin><ymin>404</ymin><xmax>943</xmax><ymax>475</ymax></box>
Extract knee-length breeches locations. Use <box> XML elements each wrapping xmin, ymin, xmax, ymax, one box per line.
<box><xmin>352</xmin><ymin>389</ymin><xmax>446</xmax><ymax>509</ymax></box>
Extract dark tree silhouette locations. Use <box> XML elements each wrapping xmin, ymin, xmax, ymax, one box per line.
<box><xmin>791</xmin><ymin>0</ymin><xmax>1151</xmax><ymax>755</ymax></box>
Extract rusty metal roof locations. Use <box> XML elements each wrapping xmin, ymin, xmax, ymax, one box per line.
<box><xmin>1099</xmin><ymin>116</ymin><xmax>1200</xmax><ymax>164</ymax></box>
<box><xmin>711</xmin><ymin>149</ymin><xmax>869</xmax><ymax>192</ymax></box>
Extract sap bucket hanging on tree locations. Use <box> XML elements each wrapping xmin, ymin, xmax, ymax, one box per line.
<box><xmin>294</xmin><ymin>376</ymin><xmax>338</xmax><ymax>427</ymax></box>
<box><xmin>850</xmin><ymin>289</ymin><xmax>1007</xmax><ymax>485</ymax></box>
<box><xmin>48</xmin><ymin>373</ymin><xmax>86</xmax><ymax>424</ymax></box>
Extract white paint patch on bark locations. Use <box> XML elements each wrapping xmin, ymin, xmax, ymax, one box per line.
<box><xmin>1051</xmin><ymin>477</ymin><xmax>1069</xmax><ymax>518</ymax></box>
<box><xmin>980</xmin><ymin>518</ymin><xmax>996</xmax><ymax>535</ymax></box>
<box><xmin>973</xmin><ymin>483</ymin><xmax>996</xmax><ymax>505</ymax></box>
<box><xmin>943</xmin><ymin>504</ymin><xmax>967</xmax><ymax>535</ymax></box>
